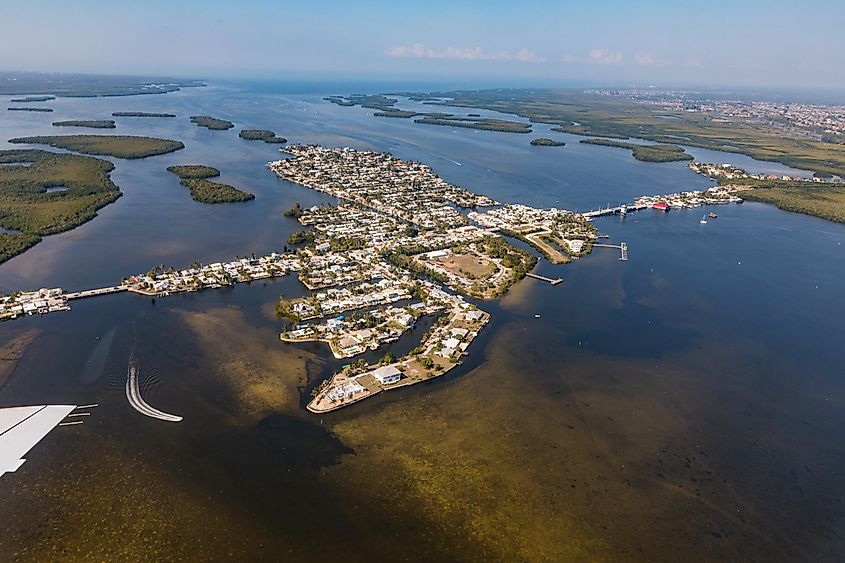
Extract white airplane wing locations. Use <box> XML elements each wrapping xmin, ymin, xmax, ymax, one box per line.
<box><xmin>0</xmin><ymin>405</ymin><xmax>76</xmax><ymax>478</ymax></box>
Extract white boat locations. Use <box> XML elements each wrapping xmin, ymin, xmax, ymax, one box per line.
<box><xmin>700</xmin><ymin>215</ymin><xmax>708</xmax><ymax>224</ymax></box>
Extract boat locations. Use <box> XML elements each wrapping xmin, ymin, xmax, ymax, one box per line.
<box><xmin>708</xmin><ymin>211</ymin><xmax>718</xmax><ymax>218</ymax></box>
<box><xmin>700</xmin><ymin>215</ymin><xmax>708</xmax><ymax>224</ymax></box>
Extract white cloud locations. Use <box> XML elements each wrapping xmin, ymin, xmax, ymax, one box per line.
<box><xmin>562</xmin><ymin>49</ymin><xmax>624</xmax><ymax>65</ymax></box>
<box><xmin>633</xmin><ymin>51</ymin><xmax>671</xmax><ymax>66</ymax></box>
<box><xmin>385</xmin><ymin>43</ymin><xmax>545</xmax><ymax>63</ymax></box>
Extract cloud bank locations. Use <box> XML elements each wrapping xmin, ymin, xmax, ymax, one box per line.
<box><xmin>385</xmin><ymin>43</ymin><xmax>545</xmax><ymax>63</ymax></box>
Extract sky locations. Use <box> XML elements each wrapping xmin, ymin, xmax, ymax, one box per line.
<box><xmin>1</xmin><ymin>0</ymin><xmax>844</xmax><ymax>90</ymax></box>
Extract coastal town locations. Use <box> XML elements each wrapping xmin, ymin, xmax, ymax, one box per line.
<box><xmin>0</xmin><ymin>142</ymin><xmax>759</xmax><ymax>413</ymax></box>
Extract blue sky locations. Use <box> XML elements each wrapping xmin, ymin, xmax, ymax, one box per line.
<box><xmin>2</xmin><ymin>0</ymin><xmax>843</xmax><ymax>89</ymax></box>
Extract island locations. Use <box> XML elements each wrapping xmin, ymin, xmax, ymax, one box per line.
<box><xmin>530</xmin><ymin>137</ymin><xmax>565</xmax><ymax>147</ymax></box>
<box><xmin>238</xmin><ymin>129</ymin><xmax>287</xmax><ymax>143</ymax></box>
<box><xmin>0</xmin><ymin>149</ymin><xmax>120</xmax><ymax>263</ymax></box>
<box><xmin>9</xmin><ymin>96</ymin><xmax>55</xmax><ymax>103</ymax></box>
<box><xmin>190</xmin><ymin>115</ymin><xmax>234</xmax><ymax>130</ymax></box>
<box><xmin>112</xmin><ymin>112</ymin><xmax>176</xmax><ymax>118</ymax></box>
<box><xmin>8</xmin><ymin>135</ymin><xmax>184</xmax><ymax>159</ymax></box>
<box><xmin>52</xmin><ymin>120</ymin><xmax>116</xmax><ymax>129</ymax></box>
<box><xmin>580</xmin><ymin>138</ymin><xmax>693</xmax><ymax>162</ymax></box>
<box><xmin>167</xmin><ymin>165</ymin><xmax>254</xmax><ymax>203</ymax></box>
<box><xmin>7</xmin><ymin>107</ymin><xmax>53</xmax><ymax>112</ymax></box>
<box><xmin>165</xmin><ymin>165</ymin><xmax>220</xmax><ymax>179</ymax></box>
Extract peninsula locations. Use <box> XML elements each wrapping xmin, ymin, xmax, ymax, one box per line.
<box><xmin>580</xmin><ymin>138</ymin><xmax>693</xmax><ymax>162</ymax></box>
<box><xmin>8</xmin><ymin>135</ymin><xmax>185</xmax><ymax>159</ymax></box>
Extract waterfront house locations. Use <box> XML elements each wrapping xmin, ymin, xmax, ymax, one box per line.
<box><xmin>373</xmin><ymin>365</ymin><xmax>402</xmax><ymax>385</ymax></box>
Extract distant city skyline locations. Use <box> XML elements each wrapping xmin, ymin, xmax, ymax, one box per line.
<box><xmin>1</xmin><ymin>0</ymin><xmax>844</xmax><ymax>90</ymax></box>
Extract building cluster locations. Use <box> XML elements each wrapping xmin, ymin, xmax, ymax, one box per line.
<box><xmin>689</xmin><ymin>162</ymin><xmax>833</xmax><ymax>183</ymax></box>
<box><xmin>0</xmin><ymin>288</ymin><xmax>69</xmax><ymax>320</ymax></box>
<box><xmin>124</xmin><ymin>253</ymin><xmax>298</xmax><ymax>296</ymax></box>
<box><xmin>588</xmin><ymin>89</ymin><xmax>845</xmax><ymax>142</ymax></box>
<box><xmin>269</xmin><ymin>145</ymin><xmax>497</xmax><ymax>229</ymax></box>
<box><xmin>634</xmin><ymin>185</ymin><xmax>744</xmax><ymax>210</ymax></box>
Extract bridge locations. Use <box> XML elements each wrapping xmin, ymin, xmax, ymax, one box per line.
<box><xmin>65</xmin><ymin>285</ymin><xmax>127</xmax><ymax>300</ymax></box>
<box><xmin>582</xmin><ymin>203</ymin><xmax>648</xmax><ymax>218</ymax></box>
<box><xmin>526</xmin><ymin>273</ymin><xmax>564</xmax><ymax>285</ymax></box>
<box><xmin>593</xmin><ymin>242</ymin><xmax>628</xmax><ymax>261</ymax></box>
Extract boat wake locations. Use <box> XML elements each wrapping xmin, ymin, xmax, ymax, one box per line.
<box><xmin>125</xmin><ymin>355</ymin><xmax>182</xmax><ymax>422</ymax></box>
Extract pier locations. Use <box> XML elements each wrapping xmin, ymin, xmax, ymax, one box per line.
<box><xmin>593</xmin><ymin>242</ymin><xmax>628</xmax><ymax>261</ymax></box>
<box><xmin>526</xmin><ymin>272</ymin><xmax>564</xmax><ymax>285</ymax></box>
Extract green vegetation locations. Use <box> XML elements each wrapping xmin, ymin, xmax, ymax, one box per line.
<box><xmin>413</xmin><ymin>116</ymin><xmax>531</xmax><ymax>133</ymax></box>
<box><xmin>10</xmin><ymin>96</ymin><xmax>55</xmax><ymax>102</ymax></box>
<box><xmin>403</xmin><ymin>88</ymin><xmax>845</xmax><ymax>177</ymax></box>
<box><xmin>0</xmin><ymin>149</ymin><xmax>120</xmax><ymax>262</ymax></box>
<box><xmin>530</xmin><ymin>137</ymin><xmax>565</xmax><ymax>147</ymax></box>
<box><xmin>178</xmin><ymin>179</ymin><xmax>254</xmax><ymax>204</ymax></box>
<box><xmin>112</xmin><ymin>112</ymin><xmax>176</xmax><ymax>118</ymax></box>
<box><xmin>166</xmin><ymin>165</ymin><xmax>220</xmax><ymax>179</ymax></box>
<box><xmin>715</xmin><ymin>177</ymin><xmax>845</xmax><ymax>223</ymax></box>
<box><xmin>288</xmin><ymin>230</ymin><xmax>316</xmax><ymax>245</ymax></box>
<box><xmin>283</xmin><ymin>202</ymin><xmax>303</xmax><ymax>218</ymax></box>
<box><xmin>478</xmin><ymin>236</ymin><xmax>537</xmax><ymax>285</ymax></box>
<box><xmin>0</xmin><ymin>71</ymin><xmax>205</xmax><ymax>97</ymax></box>
<box><xmin>239</xmin><ymin>129</ymin><xmax>287</xmax><ymax>143</ymax></box>
<box><xmin>190</xmin><ymin>115</ymin><xmax>234</xmax><ymax>130</ymax></box>
<box><xmin>9</xmin><ymin>135</ymin><xmax>184</xmax><ymax>159</ymax></box>
<box><xmin>580</xmin><ymin>138</ymin><xmax>693</xmax><ymax>162</ymax></box>
<box><xmin>52</xmin><ymin>120</ymin><xmax>116</xmax><ymax>129</ymax></box>
<box><xmin>8</xmin><ymin>107</ymin><xmax>53</xmax><ymax>112</ymax></box>
<box><xmin>165</xmin><ymin>166</ymin><xmax>253</xmax><ymax>203</ymax></box>
<box><xmin>374</xmin><ymin>109</ymin><xmax>420</xmax><ymax>118</ymax></box>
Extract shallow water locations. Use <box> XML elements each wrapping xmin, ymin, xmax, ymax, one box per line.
<box><xmin>0</xmin><ymin>83</ymin><xmax>844</xmax><ymax>561</ymax></box>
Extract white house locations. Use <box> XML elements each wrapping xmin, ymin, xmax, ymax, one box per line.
<box><xmin>372</xmin><ymin>365</ymin><xmax>401</xmax><ymax>385</ymax></box>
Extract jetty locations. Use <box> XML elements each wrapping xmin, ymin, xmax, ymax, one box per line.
<box><xmin>526</xmin><ymin>272</ymin><xmax>564</xmax><ymax>285</ymax></box>
<box><xmin>593</xmin><ymin>242</ymin><xmax>628</xmax><ymax>261</ymax></box>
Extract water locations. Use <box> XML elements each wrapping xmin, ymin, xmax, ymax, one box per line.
<box><xmin>0</xmin><ymin>83</ymin><xmax>844</xmax><ymax>561</ymax></box>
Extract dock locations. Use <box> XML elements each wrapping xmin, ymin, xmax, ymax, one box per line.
<box><xmin>526</xmin><ymin>273</ymin><xmax>564</xmax><ymax>285</ymax></box>
<box><xmin>593</xmin><ymin>242</ymin><xmax>628</xmax><ymax>261</ymax></box>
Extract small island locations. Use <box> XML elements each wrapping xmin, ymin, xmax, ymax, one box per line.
<box><xmin>9</xmin><ymin>135</ymin><xmax>185</xmax><ymax>159</ymax></box>
<box><xmin>190</xmin><ymin>115</ymin><xmax>234</xmax><ymax>130</ymax></box>
<box><xmin>530</xmin><ymin>137</ymin><xmax>566</xmax><ymax>147</ymax></box>
<box><xmin>112</xmin><ymin>112</ymin><xmax>176</xmax><ymax>118</ymax></box>
<box><xmin>10</xmin><ymin>96</ymin><xmax>55</xmax><ymax>103</ymax></box>
<box><xmin>0</xmin><ymin>149</ymin><xmax>120</xmax><ymax>263</ymax></box>
<box><xmin>8</xmin><ymin>107</ymin><xmax>53</xmax><ymax>112</ymax></box>
<box><xmin>167</xmin><ymin>165</ymin><xmax>254</xmax><ymax>203</ymax></box>
<box><xmin>165</xmin><ymin>165</ymin><xmax>220</xmax><ymax>179</ymax></box>
<box><xmin>238</xmin><ymin>129</ymin><xmax>287</xmax><ymax>143</ymax></box>
<box><xmin>52</xmin><ymin>120</ymin><xmax>116</xmax><ymax>129</ymax></box>
<box><xmin>580</xmin><ymin>138</ymin><xmax>693</xmax><ymax>162</ymax></box>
